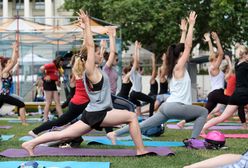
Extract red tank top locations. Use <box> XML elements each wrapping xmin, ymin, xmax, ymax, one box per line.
<box><xmin>225</xmin><ymin>74</ymin><xmax>236</xmax><ymax>96</ymax></box>
<box><xmin>70</xmin><ymin>79</ymin><xmax>89</xmax><ymax>105</ymax></box>
<box><xmin>44</xmin><ymin>63</ymin><xmax>59</xmax><ymax>81</ymax></box>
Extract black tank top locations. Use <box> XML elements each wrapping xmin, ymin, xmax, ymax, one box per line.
<box><xmin>148</xmin><ymin>80</ymin><xmax>158</xmax><ymax>96</ymax></box>
<box><xmin>159</xmin><ymin>81</ymin><xmax>168</xmax><ymax>94</ymax></box>
<box><xmin>117</xmin><ymin>82</ymin><xmax>132</xmax><ymax>99</ymax></box>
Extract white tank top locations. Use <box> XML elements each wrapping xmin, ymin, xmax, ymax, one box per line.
<box><xmin>166</xmin><ymin>70</ymin><xmax>192</xmax><ymax>105</ymax></box>
<box><xmin>208</xmin><ymin>67</ymin><xmax>225</xmax><ymax>91</ymax></box>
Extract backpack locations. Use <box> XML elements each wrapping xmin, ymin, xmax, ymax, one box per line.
<box><xmin>183</xmin><ymin>138</ymin><xmax>227</xmax><ymax>150</ymax></box>
<box><xmin>141</xmin><ymin>124</ymin><xmax>165</xmax><ymax>137</ymax></box>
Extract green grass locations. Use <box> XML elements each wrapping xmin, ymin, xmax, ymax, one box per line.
<box><xmin>0</xmin><ymin>119</ymin><xmax>247</xmax><ymax>168</ymax></box>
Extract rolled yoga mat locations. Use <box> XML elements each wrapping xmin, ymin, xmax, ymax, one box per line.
<box><xmin>85</xmin><ymin>139</ymin><xmax>184</xmax><ymax>147</ymax></box>
<box><xmin>167</xmin><ymin>124</ymin><xmax>243</xmax><ymax>130</ymax></box>
<box><xmin>0</xmin><ymin>161</ymin><xmax>110</xmax><ymax>168</ymax></box>
<box><xmin>0</xmin><ymin>146</ymin><xmax>175</xmax><ymax>157</ymax></box>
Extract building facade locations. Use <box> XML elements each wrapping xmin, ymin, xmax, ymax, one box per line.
<box><xmin>0</xmin><ymin>0</ymin><xmax>73</xmax><ymax>25</ymax></box>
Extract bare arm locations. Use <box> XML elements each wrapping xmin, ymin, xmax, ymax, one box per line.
<box><xmin>100</xmin><ymin>39</ymin><xmax>107</xmax><ymax>61</ymax></box>
<box><xmin>224</xmin><ymin>56</ymin><xmax>233</xmax><ymax>81</ymax></box>
<box><xmin>175</xmin><ymin>11</ymin><xmax>197</xmax><ymax>78</ymax></box>
<box><xmin>78</xmin><ymin>10</ymin><xmax>96</xmax><ymax>76</ymax></box>
<box><xmin>150</xmin><ymin>54</ymin><xmax>157</xmax><ymax>84</ymax></box>
<box><xmin>179</xmin><ymin>18</ymin><xmax>187</xmax><ymax>43</ymax></box>
<box><xmin>105</xmin><ymin>27</ymin><xmax>116</xmax><ymax>67</ymax></box>
<box><xmin>132</xmin><ymin>41</ymin><xmax>140</xmax><ymax>70</ymax></box>
<box><xmin>211</xmin><ymin>32</ymin><xmax>224</xmax><ymax>69</ymax></box>
<box><xmin>2</xmin><ymin>43</ymin><xmax>19</xmax><ymax>74</ymax></box>
<box><xmin>204</xmin><ymin>32</ymin><xmax>214</xmax><ymax>55</ymax></box>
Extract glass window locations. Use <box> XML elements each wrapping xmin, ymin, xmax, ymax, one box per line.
<box><xmin>16</xmin><ymin>0</ymin><xmax>24</xmax><ymax>10</ymax></box>
<box><xmin>35</xmin><ymin>0</ymin><xmax>44</xmax><ymax>9</ymax></box>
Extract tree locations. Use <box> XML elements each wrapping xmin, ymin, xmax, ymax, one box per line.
<box><xmin>64</xmin><ymin>0</ymin><xmax>248</xmax><ymax>57</ymax></box>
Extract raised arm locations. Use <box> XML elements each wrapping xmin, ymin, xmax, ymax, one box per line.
<box><xmin>132</xmin><ymin>41</ymin><xmax>140</xmax><ymax>70</ymax></box>
<box><xmin>176</xmin><ymin>11</ymin><xmax>197</xmax><ymax>72</ymax></box>
<box><xmin>2</xmin><ymin>43</ymin><xmax>19</xmax><ymax>74</ymax></box>
<box><xmin>224</xmin><ymin>55</ymin><xmax>233</xmax><ymax>81</ymax></box>
<box><xmin>179</xmin><ymin>18</ymin><xmax>187</xmax><ymax>43</ymax></box>
<box><xmin>78</xmin><ymin>10</ymin><xmax>95</xmax><ymax>76</ymax></box>
<box><xmin>204</xmin><ymin>32</ymin><xmax>214</xmax><ymax>55</ymax></box>
<box><xmin>150</xmin><ymin>54</ymin><xmax>157</xmax><ymax>84</ymax></box>
<box><xmin>105</xmin><ymin>27</ymin><xmax>116</xmax><ymax>67</ymax></box>
<box><xmin>100</xmin><ymin>39</ymin><xmax>107</xmax><ymax>60</ymax></box>
<box><xmin>211</xmin><ymin>32</ymin><xmax>224</xmax><ymax>69</ymax></box>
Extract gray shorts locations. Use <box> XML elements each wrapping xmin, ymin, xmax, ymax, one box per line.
<box><xmin>156</xmin><ymin>94</ymin><xmax>170</xmax><ymax>104</ymax></box>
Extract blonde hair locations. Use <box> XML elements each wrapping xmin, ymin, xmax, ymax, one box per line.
<box><xmin>72</xmin><ymin>57</ymin><xmax>85</xmax><ymax>77</ymax></box>
<box><xmin>235</xmin><ymin>44</ymin><xmax>248</xmax><ymax>58</ymax></box>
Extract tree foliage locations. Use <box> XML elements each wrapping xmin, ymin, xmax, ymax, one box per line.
<box><xmin>64</xmin><ymin>0</ymin><xmax>248</xmax><ymax>56</ymax></box>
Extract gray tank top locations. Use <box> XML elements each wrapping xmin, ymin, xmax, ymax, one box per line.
<box><xmin>83</xmin><ymin>69</ymin><xmax>113</xmax><ymax>112</ymax></box>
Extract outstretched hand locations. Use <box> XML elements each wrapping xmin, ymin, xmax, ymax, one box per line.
<box><xmin>203</xmin><ymin>33</ymin><xmax>211</xmax><ymax>42</ymax></box>
<box><xmin>107</xmin><ymin>27</ymin><xmax>116</xmax><ymax>37</ymax></box>
<box><xmin>211</xmin><ymin>32</ymin><xmax>219</xmax><ymax>41</ymax></box>
<box><xmin>77</xmin><ymin>9</ymin><xmax>90</xmax><ymax>26</ymax></box>
<box><xmin>187</xmin><ymin>11</ymin><xmax>197</xmax><ymax>26</ymax></box>
<box><xmin>180</xmin><ymin>18</ymin><xmax>188</xmax><ymax>31</ymax></box>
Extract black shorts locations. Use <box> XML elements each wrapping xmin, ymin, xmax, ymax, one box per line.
<box><xmin>229</xmin><ymin>89</ymin><xmax>248</xmax><ymax>106</ymax></box>
<box><xmin>81</xmin><ymin>107</ymin><xmax>112</xmax><ymax>131</ymax></box>
<box><xmin>43</xmin><ymin>80</ymin><xmax>57</xmax><ymax>91</ymax></box>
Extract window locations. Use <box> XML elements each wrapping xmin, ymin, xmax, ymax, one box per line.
<box><xmin>16</xmin><ymin>0</ymin><xmax>24</xmax><ymax>10</ymax></box>
<box><xmin>35</xmin><ymin>0</ymin><xmax>44</xmax><ymax>9</ymax></box>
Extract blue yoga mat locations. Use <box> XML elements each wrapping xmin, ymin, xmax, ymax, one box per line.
<box><xmin>8</xmin><ymin>119</ymin><xmax>41</xmax><ymax>123</ymax></box>
<box><xmin>86</xmin><ymin>139</ymin><xmax>184</xmax><ymax>147</ymax></box>
<box><xmin>19</xmin><ymin>136</ymin><xmax>33</xmax><ymax>141</ymax></box>
<box><xmin>0</xmin><ymin>161</ymin><xmax>110</xmax><ymax>168</ymax></box>
<box><xmin>1</xmin><ymin>135</ymin><xmax>14</xmax><ymax>141</ymax></box>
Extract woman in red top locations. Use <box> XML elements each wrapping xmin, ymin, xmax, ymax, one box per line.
<box><xmin>40</xmin><ymin>56</ymin><xmax>64</xmax><ymax>121</ymax></box>
<box><xmin>29</xmin><ymin>56</ymin><xmax>90</xmax><ymax>137</ymax></box>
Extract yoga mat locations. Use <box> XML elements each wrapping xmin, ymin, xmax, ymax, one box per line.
<box><xmin>0</xmin><ymin>161</ymin><xmax>110</xmax><ymax>168</ymax></box>
<box><xmin>0</xmin><ymin>125</ymin><xmax>12</xmax><ymax>129</ymax></box>
<box><xmin>19</xmin><ymin>135</ymin><xmax>152</xmax><ymax>142</ymax></box>
<box><xmin>167</xmin><ymin>124</ymin><xmax>243</xmax><ymax>130</ymax></box>
<box><xmin>185</xmin><ymin>122</ymin><xmax>242</xmax><ymax>126</ymax></box>
<box><xmin>8</xmin><ymin>118</ymin><xmax>41</xmax><ymax>123</ymax></box>
<box><xmin>201</xmin><ymin>134</ymin><xmax>248</xmax><ymax>139</ymax></box>
<box><xmin>1</xmin><ymin>135</ymin><xmax>14</xmax><ymax>141</ymax></box>
<box><xmin>0</xmin><ymin>146</ymin><xmax>175</xmax><ymax>157</ymax></box>
<box><xmin>85</xmin><ymin>139</ymin><xmax>184</xmax><ymax>147</ymax></box>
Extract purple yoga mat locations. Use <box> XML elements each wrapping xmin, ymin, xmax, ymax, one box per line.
<box><xmin>166</xmin><ymin>124</ymin><xmax>242</xmax><ymax>130</ymax></box>
<box><xmin>0</xmin><ymin>146</ymin><xmax>174</xmax><ymax>157</ymax></box>
<box><xmin>201</xmin><ymin>134</ymin><xmax>248</xmax><ymax>139</ymax></box>
<box><xmin>0</xmin><ymin>126</ymin><xmax>12</xmax><ymax>129</ymax></box>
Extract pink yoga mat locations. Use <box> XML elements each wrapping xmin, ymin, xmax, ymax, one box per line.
<box><xmin>166</xmin><ymin>124</ymin><xmax>242</xmax><ymax>130</ymax></box>
<box><xmin>200</xmin><ymin>134</ymin><xmax>248</xmax><ymax>139</ymax></box>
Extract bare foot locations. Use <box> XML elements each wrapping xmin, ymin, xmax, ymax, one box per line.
<box><xmin>177</xmin><ymin>120</ymin><xmax>186</xmax><ymax>129</ymax></box>
<box><xmin>22</xmin><ymin>142</ymin><xmax>35</xmax><ymax>156</ymax></box>
<box><xmin>241</xmin><ymin>123</ymin><xmax>248</xmax><ymax>130</ymax></box>
<box><xmin>28</xmin><ymin>131</ymin><xmax>38</xmax><ymax>138</ymax></box>
<box><xmin>106</xmin><ymin>132</ymin><xmax>117</xmax><ymax>145</ymax></box>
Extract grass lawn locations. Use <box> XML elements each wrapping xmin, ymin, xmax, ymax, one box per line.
<box><xmin>0</xmin><ymin>118</ymin><xmax>247</xmax><ymax>168</ymax></box>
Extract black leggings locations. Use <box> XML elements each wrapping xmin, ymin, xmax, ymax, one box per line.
<box><xmin>32</xmin><ymin>102</ymin><xmax>88</xmax><ymax>135</ymax></box>
<box><xmin>205</xmin><ymin>89</ymin><xmax>229</xmax><ymax>113</ymax></box>
<box><xmin>129</xmin><ymin>91</ymin><xmax>155</xmax><ymax>116</ymax></box>
<box><xmin>0</xmin><ymin>94</ymin><xmax>25</xmax><ymax>115</ymax></box>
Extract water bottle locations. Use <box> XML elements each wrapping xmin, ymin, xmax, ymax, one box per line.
<box><xmin>38</xmin><ymin>105</ymin><xmax>42</xmax><ymax>114</ymax></box>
